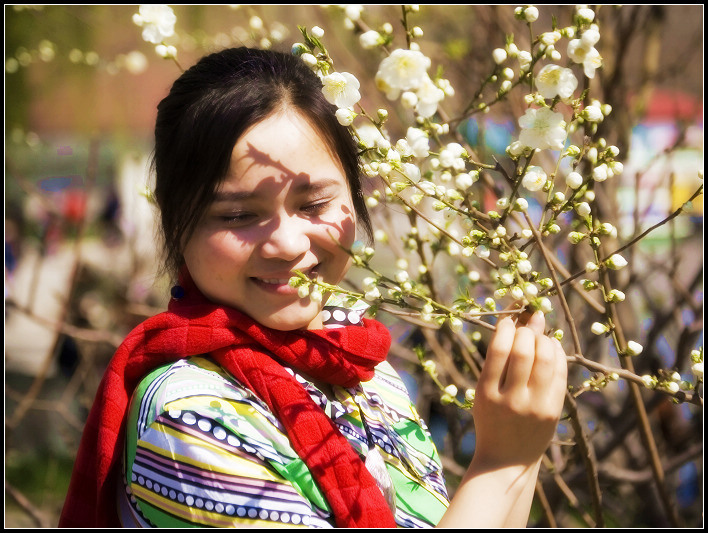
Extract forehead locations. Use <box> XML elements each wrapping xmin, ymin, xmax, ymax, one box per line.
<box><xmin>232</xmin><ymin>111</ymin><xmax>344</xmax><ymax>175</ymax></box>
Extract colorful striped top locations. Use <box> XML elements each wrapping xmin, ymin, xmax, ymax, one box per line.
<box><xmin>119</xmin><ymin>296</ymin><xmax>450</xmax><ymax>527</ymax></box>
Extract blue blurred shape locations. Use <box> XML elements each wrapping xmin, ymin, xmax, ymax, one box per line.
<box><xmin>38</xmin><ymin>175</ymin><xmax>83</xmax><ymax>192</ymax></box>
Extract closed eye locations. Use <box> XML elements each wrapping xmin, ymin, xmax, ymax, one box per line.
<box><xmin>301</xmin><ymin>200</ymin><xmax>332</xmax><ymax>216</ymax></box>
<box><xmin>218</xmin><ymin>212</ymin><xmax>257</xmax><ymax>226</ymax></box>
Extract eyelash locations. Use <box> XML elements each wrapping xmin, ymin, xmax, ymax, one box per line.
<box><xmin>218</xmin><ymin>200</ymin><xmax>331</xmax><ymax>226</ymax></box>
<box><xmin>301</xmin><ymin>200</ymin><xmax>331</xmax><ymax>215</ymax></box>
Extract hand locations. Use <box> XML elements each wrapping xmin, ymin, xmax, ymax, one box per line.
<box><xmin>471</xmin><ymin>311</ymin><xmax>568</xmax><ymax>470</ymax></box>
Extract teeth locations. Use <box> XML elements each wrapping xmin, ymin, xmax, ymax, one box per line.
<box><xmin>259</xmin><ymin>278</ymin><xmax>290</xmax><ymax>285</ymax></box>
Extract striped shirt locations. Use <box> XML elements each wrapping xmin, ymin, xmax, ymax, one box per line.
<box><xmin>119</xmin><ymin>297</ymin><xmax>449</xmax><ymax>527</ymax></box>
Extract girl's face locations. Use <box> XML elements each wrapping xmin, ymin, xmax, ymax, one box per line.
<box><xmin>183</xmin><ymin>110</ymin><xmax>357</xmax><ymax>331</ymax></box>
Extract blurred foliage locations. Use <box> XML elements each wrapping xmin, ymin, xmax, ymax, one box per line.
<box><xmin>5</xmin><ymin>4</ymin><xmax>703</xmax><ymax>528</ymax></box>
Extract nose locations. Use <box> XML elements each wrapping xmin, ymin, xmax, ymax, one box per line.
<box><xmin>259</xmin><ymin>213</ymin><xmax>311</xmax><ymax>261</ymax></box>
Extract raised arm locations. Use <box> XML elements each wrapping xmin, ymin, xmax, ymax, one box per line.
<box><xmin>437</xmin><ymin>311</ymin><xmax>568</xmax><ymax>528</ymax></box>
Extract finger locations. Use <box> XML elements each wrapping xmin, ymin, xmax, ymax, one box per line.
<box><xmin>535</xmin><ymin>337</ymin><xmax>569</xmax><ymax>413</ymax></box>
<box><xmin>527</xmin><ymin>334</ymin><xmax>556</xmax><ymax>393</ymax></box>
<box><xmin>480</xmin><ymin>316</ymin><xmax>516</xmax><ymax>390</ymax></box>
<box><xmin>500</xmin><ymin>326</ymin><xmax>536</xmax><ymax>393</ymax></box>
<box><xmin>526</xmin><ymin>310</ymin><xmax>545</xmax><ymax>336</ymax></box>
<box><xmin>550</xmin><ymin>338</ymin><xmax>569</xmax><ymax>397</ymax></box>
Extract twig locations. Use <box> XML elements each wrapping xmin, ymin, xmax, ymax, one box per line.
<box><xmin>5</xmin><ymin>481</ymin><xmax>52</xmax><ymax>528</ymax></box>
<box><xmin>564</xmin><ymin>391</ymin><xmax>605</xmax><ymax>527</ymax></box>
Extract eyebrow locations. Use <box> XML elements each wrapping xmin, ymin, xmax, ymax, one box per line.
<box><xmin>212</xmin><ymin>178</ymin><xmax>343</xmax><ymax>203</ymax></box>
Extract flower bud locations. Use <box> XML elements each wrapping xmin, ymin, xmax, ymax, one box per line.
<box><xmin>606</xmin><ymin>289</ymin><xmax>625</xmax><ymax>302</ymax></box>
<box><xmin>301</xmin><ymin>52</ymin><xmax>318</xmax><ymax>68</ymax></box>
<box><xmin>641</xmin><ymin>375</ymin><xmax>657</xmax><ymax>389</ymax></box>
<box><xmin>591</xmin><ymin>322</ymin><xmax>609</xmax><ymax>335</ymax></box>
<box><xmin>606</xmin><ymin>253</ymin><xmax>628</xmax><ymax>270</ymax></box>
<box><xmin>592</xmin><ymin>163</ymin><xmax>609</xmax><ymax>182</ymax></box>
<box><xmin>464</xmin><ymin>388</ymin><xmax>476</xmax><ymax>403</ymax></box>
<box><xmin>664</xmin><ymin>381</ymin><xmax>680</xmax><ymax>394</ymax></box>
<box><xmin>626</xmin><ymin>341</ymin><xmax>643</xmax><ymax>356</ymax></box>
<box><xmin>335</xmin><ymin>107</ymin><xmax>356</xmax><ymax>126</ymax></box>
<box><xmin>517</xmin><ymin>259</ymin><xmax>533</xmax><ymax>274</ymax></box>
<box><xmin>582</xmin><ymin>279</ymin><xmax>597</xmax><ymax>290</ymax></box>
<box><xmin>311</xmin><ymin>26</ymin><xmax>325</xmax><ymax>38</ymax></box>
<box><xmin>691</xmin><ymin>362</ymin><xmax>703</xmax><ymax>379</ymax></box>
<box><xmin>492</xmin><ymin>48</ymin><xmax>507</xmax><ymax>64</ymax></box>
<box><xmin>538</xmin><ymin>297</ymin><xmax>553</xmax><ymax>314</ymax></box>
<box><xmin>583</xmin><ymin>105</ymin><xmax>604</xmax><ymax>122</ymax></box>
<box><xmin>310</xmin><ymin>287</ymin><xmax>323</xmax><ymax>303</ymax></box>
<box><xmin>524</xmin><ymin>6</ymin><xmax>539</xmax><ymax>22</ymax></box>
<box><xmin>514</xmin><ymin>198</ymin><xmax>529</xmax><ymax>211</ymax></box>
<box><xmin>449</xmin><ymin>317</ymin><xmax>463</xmax><ymax>332</ymax></box>
<box><xmin>298</xmin><ymin>284</ymin><xmax>310</xmax><ymax>299</ymax></box>
<box><xmin>444</xmin><ymin>384</ymin><xmax>458</xmax><ymax>397</ymax></box>
<box><xmin>568</xmin><ymin>231</ymin><xmax>587</xmax><ymax>244</ymax></box>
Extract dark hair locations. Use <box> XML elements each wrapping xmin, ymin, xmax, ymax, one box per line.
<box><xmin>152</xmin><ymin>47</ymin><xmax>372</xmax><ymax>278</ymax></box>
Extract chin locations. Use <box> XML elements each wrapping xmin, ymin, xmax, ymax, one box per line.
<box><xmin>258</xmin><ymin>307</ymin><xmax>323</xmax><ymax>331</ymax></box>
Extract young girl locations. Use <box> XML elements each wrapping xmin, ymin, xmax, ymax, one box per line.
<box><xmin>59</xmin><ymin>47</ymin><xmax>567</xmax><ymax>528</ymax></box>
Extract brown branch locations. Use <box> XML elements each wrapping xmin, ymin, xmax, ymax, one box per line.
<box><xmin>598</xmin><ymin>264</ymin><xmax>683</xmax><ymax>527</ymax></box>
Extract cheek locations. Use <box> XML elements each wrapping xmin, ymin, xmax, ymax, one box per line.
<box><xmin>184</xmin><ymin>231</ymin><xmax>250</xmax><ymax>276</ymax></box>
<box><xmin>334</xmin><ymin>201</ymin><xmax>358</xmax><ymax>247</ymax></box>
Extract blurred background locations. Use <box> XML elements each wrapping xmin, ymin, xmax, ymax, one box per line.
<box><xmin>4</xmin><ymin>5</ymin><xmax>703</xmax><ymax>527</ymax></box>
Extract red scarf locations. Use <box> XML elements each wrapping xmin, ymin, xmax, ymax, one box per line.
<box><xmin>58</xmin><ymin>274</ymin><xmax>396</xmax><ymax>528</ymax></box>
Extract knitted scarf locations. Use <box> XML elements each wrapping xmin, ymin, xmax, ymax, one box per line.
<box><xmin>58</xmin><ymin>274</ymin><xmax>396</xmax><ymax>528</ymax></box>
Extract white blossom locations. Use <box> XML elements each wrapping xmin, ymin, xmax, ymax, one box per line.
<box><xmin>406</xmin><ymin>127</ymin><xmax>430</xmax><ymax>158</ymax></box>
<box><xmin>521</xmin><ymin>166</ymin><xmax>548</xmax><ymax>192</ymax></box>
<box><xmin>536</xmin><ymin>64</ymin><xmax>578</xmax><ymax>101</ymax></box>
<box><xmin>133</xmin><ymin>5</ymin><xmax>177</xmax><ymax>44</ymax></box>
<box><xmin>359</xmin><ymin>30</ymin><xmax>383</xmax><ymax>49</ymax></box>
<box><xmin>517</xmin><ymin>50</ymin><xmax>533</xmax><ymax>70</ymax></box>
<box><xmin>691</xmin><ymin>362</ymin><xmax>703</xmax><ymax>379</ymax></box>
<box><xmin>567</xmin><ymin>38</ymin><xmax>603</xmax><ymax>78</ymax></box>
<box><xmin>401</xmin><ymin>162</ymin><xmax>421</xmax><ymax>183</ymax></box>
<box><xmin>518</xmin><ymin>107</ymin><xmax>567</xmax><ymax>151</ymax></box>
<box><xmin>344</xmin><ymin>4</ymin><xmax>364</xmax><ymax>21</ymax></box>
<box><xmin>415</xmin><ymin>76</ymin><xmax>445</xmax><ymax>118</ymax></box>
<box><xmin>354</xmin><ymin>123</ymin><xmax>386</xmax><ymax>149</ymax></box>
<box><xmin>455</xmin><ymin>172</ymin><xmax>475</xmax><ymax>190</ymax></box>
<box><xmin>375</xmin><ymin>48</ymin><xmax>431</xmax><ymax>99</ymax></box>
<box><xmin>321</xmin><ymin>71</ymin><xmax>361</xmax><ymax>109</ymax></box>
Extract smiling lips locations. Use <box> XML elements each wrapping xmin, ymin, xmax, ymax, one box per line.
<box><xmin>251</xmin><ymin>266</ymin><xmax>319</xmax><ymax>293</ymax></box>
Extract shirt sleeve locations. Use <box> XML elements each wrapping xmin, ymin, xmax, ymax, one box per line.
<box><xmin>119</xmin><ymin>357</ymin><xmax>335</xmax><ymax>528</ymax></box>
